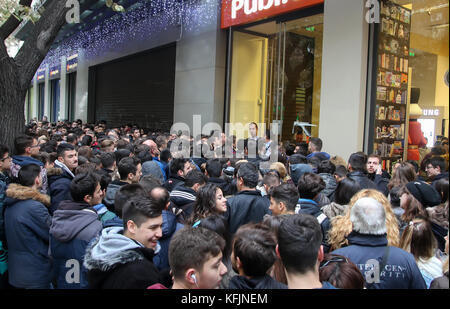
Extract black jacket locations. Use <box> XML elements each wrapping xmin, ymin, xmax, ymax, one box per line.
<box><xmin>225</xmin><ymin>190</ymin><xmax>271</xmax><ymax>234</ymax></box>
<box><xmin>48</xmin><ymin>169</ymin><xmax>74</xmax><ymax>215</ymax></box>
<box><xmin>163</xmin><ymin>176</ymin><xmax>185</xmax><ymax>192</ymax></box>
<box><xmin>208</xmin><ymin>177</ymin><xmax>234</xmax><ymax>197</ymax></box>
<box><xmin>347</xmin><ymin>171</ymin><xmax>378</xmax><ymax>191</ymax></box>
<box><xmin>368</xmin><ymin>173</ymin><xmax>390</xmax><ymax>196</ymax></box>
<box><xmin>432</xmin><ymin>172</ymin><xmax>449</xmax><ymax>188</ymax></box>
<box><xmin>229</xmin><ymin>275</ymin><xmax>287</xmax><ymax>289</ymax></box>
<box><xmin>297</xmin><ymin>199</ymin><xmax>331</xmax><ymax>253</ymax></box>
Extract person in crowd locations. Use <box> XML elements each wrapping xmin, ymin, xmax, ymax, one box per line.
<box><xmin>268</xmin><ymin>183</ymin><xmax>298</xmax><ymax>216</ymax></box>
<box><xmin>10</xmin><ymin>135</ymin><xmax>48</xmax><ymax>194</ymax></box>
<box><xmin>288</xmin><ymin>154</ymin><xmax>312</xmax><ymax>186</ymax></box>
<box><xmin>387</xmin><ymin>162</ymin><xmax>417</xmax><ymax>194</ymax></box>
<box><xmin>333</xmin><ymin>165</ymin><xmax>348</xmax><ymax>183</ymax></box>
<box><xmin>399</xmin><ymin>218</ymin><xmax>443</xmax><ymax>288</ymax></box>
<box><xmin>388</xmin><ymin>186</ymin><xmax>404</xmax><ymax>226</ymax></box>
<box><xmin>84</xmin><ymin>195</ymin><xmax>164</xmax><ymax>289</ymax></box>
<box><xmin>331</xmin><ymin>197</ymin><xmax>426</xmax><ymax>289</ymax></box>
<box><xmin>328</xmin><ymin>189</ymin><xmax>400</xmax><ymax>251</ymax></box>
<box><xmin>430</xmin><ymin>232</ymin><xmax>449</xmax><ymax>289</ymax></box>
<box><xmin>365</xmin><ymin>154</ymin><xmax>389</xmax><ymax>196</ymax></box>
<box><xmin>163</xmin><ymin>158</ymin><xmax>192</xmax><ymax>192</ymax></box>
<box><xmin>98</xmin><ymin>152</ymin><xmax>116</xmax><ymax>180</ymax></box>
<box><xmin>277</xmin><ymin>214</ymin><xmax>336</xmax><ymax>289</ymax></box>
<box><xmin>225</xmin><ymin>163</ymin><xmax>271</xmax><ymax>234</ymax></box>
<box><xmin>162</xmin><ymin>226</ymin><xmax>227</xmax><ymax>289</ymax></box>
<box><xmin>100</xmin><ymin>139</ymin><xmax>115</xmax><ymax>153</ymax></box>
<box><xmin>91</xmin><ymin>171</ymin><xmax>117</xmax><ymax>224</ymax></box>
<box><xmin>229</xmin><ymin>223</ymin><xmax>287</xmax><ymax>289</ymax></box>
<box><xmin>50</xmin><ymin>172</ymin><xmax>103</xmax><ymax>289</ymax></box>
<box><xmin>248</xmin><ymin>122</ymin><xmax>259</xmax><ymax>141</ymax></box>
<box><xmin>425</xmin><ymin>156</ymin><xmax>449</xmax><ymax>187</ymax></box>
<box><xmin>204</xmin><ymin>159</ymin><xmax>233</xmax><ymax>197</ymax></box>
<box><xmin>319</xmin><ymin>254</ymin><xmax>365</xmax><ymax>289</ymax></box>
<box><xmin>258</xmin><ymin>170</ymin><xmax>281</xmax><ymax>197</ymax></box>
<box><xmin>48</xmin><ymin>143</ymin><xmax>78</xmax><ymax>214</ymax></box>
<box><xmin>106</xmin><ymin>183</ymin><xmax>147</xmax><ymax>228</ymax></box>
<box><xmin>347</xmin><ymin>152</ymin><xmax>377</xmax><ymax>191</ymax></box>
<box><xmin>142</xmin><ymin>139</ymin><xmax>167</xmax><ymax>182</ymax></box>
<box><xmin>187</xmin><ymin>183</ymin><xmax>227</xmax><ymax>226</ymax></box>
<box><xmin>317</xmin><ymin>160</ymin><xmax>337</xmax><ymax>199</ymax></box>
<box><xmin>0</xmin><ymin>144</ymin><xmax>11</xmax><ymax>288</ymax></box>
<box><xmin>3</xmin><ymin>164</ymin><xmax>52</xmax><ymax>288</ymax></box>
<box><xmin>307</xmin><ymin>137</ymin><xmax>330</xmax><ymax>160</ymax></box>
<box><xmin>170</xmin><ymin>170</ymin><xmax>207</xmax><ymax>223</ymax></box>
<box><xmin>426</xmin><ymin>178</ymin><xmax>449</xmax><ymax>234</ymax></box>
<box><xmin>270</xmin><ymin>162</ymin><xmax>294</xmax><ymax>185</ymax></box>
<box><xmin>296</xmin><ymin>173</ymin><xmax>331</xmax><ymax>253</ymax></box>
<box><xmin>104</xmin><ymin>157</ymin><xmax>142</xmax><ymax>212</ymax></box>
<box><xmin>321</xmin><ymin>178</ymin><xmax>361</xmax><ymax>219</ymax></box>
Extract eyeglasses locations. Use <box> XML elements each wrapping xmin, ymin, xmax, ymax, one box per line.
<box><xmin>319</xmin><ymin>256</ymin><xmax>349</xmax><ymax>269</ymax></box>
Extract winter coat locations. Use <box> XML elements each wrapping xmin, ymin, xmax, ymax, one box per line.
<box><xmin>290</xmin><ymin>164</ymin><xmax>313</xmax><ymax>186</ymax></box>
<box><xmin>430</xmin><ymin>221</ymin><xmax>448</xmax><ymax>253</ymax></box>
<box><xmin>208</xmin><ymin>177</ymin><xmax>234</xmax><ymax>197</ymax></box>
<box><xmin>104</xmin><ymin>180</ymin><xmax>128</xmax><ymax>212</ymax></box>
<box><xmin>163</xmin><ymin>175</ymin><xmax>185</xmax><ymax>193</ymax></box>
<box><xmin>296</xmin><ymin>199</ymin><xmax>331</xmax><ymax>253</ymax></box>
<box><xmin>314</xmin><ymin>193</ymin><xmax>331</xmax><ymax>208</ymax></box>
<box><xmin>10</xmin><ymin>155</ymin><xmax>48</xmax><ymax>194</ymax></box>
<box><xmin>153</xmin><ymin>210</ymin><xmax>184</xmax><ymax>271</ymax></box>
<box><xmin>319</xmin><ymin>173</ymin><xmax>337</xmax><ymax>198</ymax></box>
<box><xmin>225</xmin><ymin>190</ymin><xmax>271</xmax><ymax>234</ymax></box>
<box><xmin>431</xmin><ymin>172</ymin><xmax>449</xmax><ymax>188</ymax></box>
<box><xmin>367</xmin><ymin>173</ymin><xmax>390</xmax><ymax>196</ymax></box>
<box><xmin>93</xmin><ymin>204</ymin><xmax>118</xmax><ymax>224</ymax></box>
<box><xmin>3</xmin><ymin>184</ymin><xmax>52</xmax><ymax>288</ymax></box>
<box><xmin>306</xmin><ymin>152</ymin><xmax>331</xmax><ymax>160</ymax></box>
<box><xmin>430</xmin><ymin>272</ymin><xmax>449</xmax><ymax>289</ymax></box>
<box><xmin>84</xmin><ymin>226</ymin><xmax>162</xmax><ymax>289</ymax></box>
<box><xmin>321</xmin><ymin>202</ymin><xmax>349</xmax><ymax>219</ymax></box>
<box><xmin>50</xmin><ymin>200</ymin><xmax>102</xmax><ymax>289</ymax></box>
<box><xmin>347</xmin><ymin>171</ymin><xmax>378</xmax><ymax>191</ymax></box>
<box><xmin>229</xmin><ymin>274</ymin><xmax>288</xmax><ymax>289</ymax></box>
<box><xmin>170</xmin><ymin>185</ymin><xmax>197</xmax><ymax>222</ymax></box>
<box><xmin>48</xmin><ymin>164</ymin><xmax>74</xmax><ymax>215</ymax></box>
<box><xmin>332</xmin><ymin>232</ymin><xmax>427</xmax><ymax>289</ymax></box>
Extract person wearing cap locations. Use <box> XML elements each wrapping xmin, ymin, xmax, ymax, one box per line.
<box><xmin>399</xmin><ymin>181</ymin><xmax>447</xmax><ymax>252</ymax></box>
<box><xmin>331</xmin><ymin>197</ymin><xmax>426</xmax><ymax>289</ymax></box>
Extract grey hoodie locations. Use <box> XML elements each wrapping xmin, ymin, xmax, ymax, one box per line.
<box><xmin>50</xmin><ymin>208</ymin><xmax>101</xmax><ymax>242</ymax></box>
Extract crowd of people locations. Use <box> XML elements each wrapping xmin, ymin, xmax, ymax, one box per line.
<box><xmin>0</xmin><ymin>119</ymin><xmax>448</xmax><ymax>289</ymax></box>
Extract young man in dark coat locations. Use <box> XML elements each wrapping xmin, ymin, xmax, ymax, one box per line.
<box><xmin>224</xmin><ymin>163</ymin><xmax>271</xmax><ymax>234</ymax></box>
<box><xmin>331</xmin><ymin>197</ymin><xmax>426</xmax><ymax>289</ymax></box>
<box><xmin>205</xmin><ymin>159</ymin><xmax>233</xmax><ymax>196</ymax></box>
<box><xmin>163</xmin><ymin>158</ymin><xmax>192</xmax><ymax>192</ymax></box>
<box><xmin>50</xmin><ymin>172</ymin><xmax>103</xmax><ymax>289</ymax></box>
<box><xmin>48</xmin><ymin>143</ymin><xmax>78</xmax><ymax>214</ymax></box>
<box><xmin>84</xmin><ymin>195</ymin><xmax>164</xmax><ymax>289</ymax></box>
<box><xmin>4</xmin><ymin>164</ymin><xmax>52</xmax><ymax>289</ymax></box>
<box><xmin>366</xmin><ymin>154</ymin><xmax>390</xmax><ymax>196</ymax></box>
<box><xmin>347</xmin><ymin>152</ymin><xmax>378</xmax><ymax>191</ymax></box>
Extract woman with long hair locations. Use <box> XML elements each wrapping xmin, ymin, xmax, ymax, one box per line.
<box><xmin>399</xmin><ymin>218</ymin><xmax>443</xmax><ymax>288</ymax></box>
<box><xmin>328</xmin><ymin>189</ymin><xmax>400</xmax><ymax>251</ymax></box>
<box><xmin>387</xmin><ymin>162</ymin><xmax>417</xmax><ymax>192</ymax></box>
<box><xmin>321</xmin><ymin>178</ymin><xmax>361</xmax><ymax>219</ymax></box>
<box><xmin>188</xmin><ymin>183</ymin><xmax>227</xmax><ymax>226</ymax></box>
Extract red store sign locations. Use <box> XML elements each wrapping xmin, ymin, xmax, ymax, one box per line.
<box><xmin>221</xmin><ymin>0</ymin><xmax>324</xmax><ymax>28</ymax></box>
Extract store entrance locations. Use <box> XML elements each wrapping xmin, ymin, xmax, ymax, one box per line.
<box><xmin>229</xmin><ymin>13</ymin><xmax>323</xmax><ymax>142</ymax></box>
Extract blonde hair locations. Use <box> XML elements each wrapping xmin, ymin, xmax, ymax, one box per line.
<box><xmin>399</xmin><ymin>218</ymin><xmax>436</xmax><ymax>261</ymax></box>
<box><xmin>270</xmin><ymin>162</ymin><xmax>287</xmax><ymax>179</ymax></box>
<box><xmin>330</xmin><ymin>156</ymin><xmax>347</xmax><ymax>168</ymax></box>
<box><xmin>328</xmin><ymin>189</ymin><xmax>400</xmax><ymax>250</ymax></box>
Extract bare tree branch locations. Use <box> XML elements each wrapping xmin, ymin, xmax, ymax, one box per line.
<box><xmin>0</xmin><ymin>0</ymin><xmax>33</xmax><ymax>41</ymax></box>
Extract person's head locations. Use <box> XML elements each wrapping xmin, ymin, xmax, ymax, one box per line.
<box><xmin>14</xmin><ymin>135</ymin><xmax>39</xmax><ymax>156</ymax></box>
<box><xmin>131</xmin><ymin>127</ymin><xmax>141</xmax><ymax>140</ymax></box>
<box><xmin>66</xmin><ymin>133</ymin><xmax>78</xmax><ymax>146</ymax></box>
<box><xmin>100</xmin><ymin>139</ymin><xmax>115</xmax><ymax>153</ymax></box>
<box><xmin>160</xmin><ymin>148</ymin><xmax>172</xmax><ymax>163</ymax></box>
<box><xmin>184</xmin><ymin>169</ymin><xmax>207</xmax><ymax>192</ymax></box>
<box><xmin>317</xmin><ymin>160</ymin><xmax>336</xmax><ymax>175</ymax></box>
<box><xmin>319</xmin><ymin>254</ymin><xmax>365</xmax><ymax>289</ymax></box>
<box><xmin>122</xmin><ymin>195</ymin><xmax>164</xmax><ymax>249</ymax></box>
<box><xmin>0</xmin><ymin>144</ymin><xmax>12</xmax><ymax>172</ymax></box>
<box><xmin>426</xmin><ymin>157</ymin><xmax>447</xmax><ymax>178</ymax></box>
<box><xmin>334</xmin><ymin>178</ymin><xmax>361</xmax><ymax>206</ymax></box>
<box><xmin>308</xmin><ymin>137</ymin><xmax>323</xmax><ymax>153</ymax></box>
<box><xmin>191</xmin><ymin>183</ymin><xmax>227</xmax><ymax>223</ymax></box>
<box><xmin>149</xmin><ymin>186</ymin><xmax>170</xmax><ymax>211</ymax></box>
<box><xmin>400</xmin><ymin>218</ymin><xmax>437</xmax><ymax>261</ymax></box>
<box><xmin>269</xmin><ymin>183</ymin><xmax>299</xmax><ymax>215</ymax></box>
<box><xmin>249</xmin><ymin>122</ymin><xmax>258</xmax><ymax>138</ymax></box>
<box><xmin>231</xmin><ymin>223</ymin><xmax>277</xmax><ymax>277</ymax></box>
<box><xmin>70</xmin><ymin>172</ymin><xmax>103</xmax><ymax>206</ymax></box>
<box><xmin>348</xmin><ymin>152</ymin><xmax>367</xmax><ymax>173</ymax></box>
<box><xmin>169</xmin><ymin>226</ymin><xmax>227</xmax><ymax>289</ymax></box>
<box><xmin>277</xmin><ymin>214</ymin><xmax>323</xmax><ymax>276</ymax></box>
<box><xmin>263</xmin><ymin>171</ymin><xmax>281</xmax><ymax>193</ymax></box>
<box><xmin>118</xmin><ymin>157</ymin><xmax>142</xmax><ymax>183</ymax></box>
<box><xmin>113</xmin><ymin>183</ymin><xmax>146</xmax><ymax>217</ymax></box>
<box><xmin>236</xmin><ymin>162</ymin><xmax>259</xmax><ymax>191</ymax></box>
<box><xmin>142</xmin><ymin>138</ymin><xmax>160</xmax><ymax>158</ymax></box>
<box><xmin>18</xmin><ymin>164</ymin><xmax>42</xmax><ymax>189</ymax></box>
<box><xmin>100</xmin><ymin>152</ymin><xmax>116</xmax><ymax>170</ymax></box>
<box><xmin>366</xmin><ymin>154</ymin><xmax>381</xmax><ymax>174</ymax></box>
<box><xmin>170</xmin><ymin>158</ymin><xmax>192</xmax><ymax>179</ymax></box>
<box><xmin>289</xmin><ymin>154</ymin><xmax>307</xmax><ymax>165</ymax></box>
<box><xmin>350</xmin><ymin>197</ymin><xmax>387</xmax><ymax>235</ymax></box>
<box><xmin>57</xmin><ymin>143</ymin><xmax>78</xmax><ymax>171</ymax></box>
<box><xmin>334</xmin><ymin>165</ymin><xmax>348</xmax><ymax>182</ymax></box>
<box><xmin>398</xmin><ymin>182</ymin><xmax>440</xmax><ymax>222</ymax></box>
<box><xmin>205</xmin><ymin>159</ymin><xmax>222</xmax><ymax>178</ymax></box>
<box><xmin>388</xmin><ymin>162</ymin><xmax>417</xmax><ymax>190</ymax></box>
<box><xmin>434</xmin><ymin>178</ymin><xmax>449</xmax><ymax>204</ymax></box>
<box><xmin>297</xmin><ymin>173</ymin><xmax>325</xmax><ymax>200</ymax></box>
<box><xmin>269</xmin><ymin>162</ymin><xmax>288</xmax><ymax>180</ymax></box>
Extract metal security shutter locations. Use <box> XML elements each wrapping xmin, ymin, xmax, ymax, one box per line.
<box><xmin>90</xmin><ymin>43</ymin><xmax>176</xmax><ymax>131</ymax></box>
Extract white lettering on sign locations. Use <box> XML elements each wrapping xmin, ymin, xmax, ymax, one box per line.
<box><xmin>232</xmin><ymin>0</ymin><xmax>288</xmax><ymax>19</ymax></box>
<box><xmin>423</xmin><ymin>109</ymin><xmax>439</xmax><ymax>116</ymax></box>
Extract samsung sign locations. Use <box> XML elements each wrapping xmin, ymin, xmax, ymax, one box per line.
<box><xmin>221</xmin><ymin>0</ymin><xmax>323</xmax><ymax>28</ymax></box>
<box><xmin>422</xmin><ymin>109</ymin><xmax>439</xmax><ymax>117</ymax></box>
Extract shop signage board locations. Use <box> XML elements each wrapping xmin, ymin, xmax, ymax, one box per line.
<box><xmin>221</xmin><ymin>0</ymin><xmax>324</xmax><ymax>28</ymax></box>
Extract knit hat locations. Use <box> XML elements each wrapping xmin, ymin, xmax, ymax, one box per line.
<box><xmin>405</xmin><ymin>181</ymin><xmax>441</xmax><ymax>208</ymax></box>
<box><xmin>142</xmin><ymin>160</ymin><xmax>164</xmax><ymax>183</ymax></box>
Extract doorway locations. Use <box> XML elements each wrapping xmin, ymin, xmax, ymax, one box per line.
<box><xmin>418</xmin><ymin>118</ymin><xmax>436</xmax><ymax>148</ymax></box>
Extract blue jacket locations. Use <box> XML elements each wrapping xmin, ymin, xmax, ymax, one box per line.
<box><xmin>3</xmin><ymin>184</ymin><xmax>52</xmax><ymax>288</ymax></box>
<box><xmin>50</xmin><ymin>200</ymin><xmax>103</xmax><ymax>289</ymax></box>
<box><xmin>307</xmin><ymin>152</ymin><xmax>331</xmax><ymax>160</ymax></box>
<box><xmin>296</xmin><ymin>199</ymin><xmax>331</xmax><ymax>253</ymax></box>
<box><xmin>153</xmin><ymin>157</ymin><xmax>167</xmax><ymax>182</ymax></box>
<box><xmin>332</xmin><ymin>232</ymin><xmax>427</xmax><ymax>289</ymax></box>
<box><xmin>153</xmin><ymin>210</ymin><xmax>184</xmax><ymax>271</ymax></box>
<box><xmin>290</xmin><ymin>164</ymin><xmax>313</xmax><ymax>186</ymax></box>
<box><xmin>48</xmin><ymin>168</ymin><xmax>74</xmax><ymax>215</ymax></box>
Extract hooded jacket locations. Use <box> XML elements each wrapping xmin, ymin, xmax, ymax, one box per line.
<box><xmin>10</xmin><ymin>155</ymin><xmax>48</xmax><ymax>194</ymax></box>
<box><xmin>225</xmin><ymin>190</ymin><xmax>271</xmax><ymax>234</ymax></box>
<box><xmin>103</xmin><ymin>180</ymin><xmax>128</xmax><ymax>212</ymax></box>
<box><xmin>3</xmin><ymin>183</ymin><xmax>52</xmax><ymax>288</ymax></box>
<box><xmin>290</xmin><ymin>164</ymin><xmax>313</xmax><ymax>186</ymax></box>
<box><xmin>170</xmin><ymin>185</ymin><xmax>197</xmax><ymax>221</ymax></box>
<box><xmin>83</xmin><ymin>226</ymin><xmax>161</xmax><ymax>289</ymax></box>
<box><xmin>319</xmin><ymin>173</ymin><xmax>337</xmax><ymax>198</ymax></box>
<box><xmin>229</xmin><ymin>274</ymin><xmax>288</xmax><ymax>289</ymax></box>
<box><xmin>48</xmin><ymin>162</ymin><xmax>75</xmax><ymax>215</ymax></box>
<box><xmin>153</xmin><ymin>210</ymin><xmax>184</xmax><ymax>271</ymax></box>
<box><xmin>332</xmin><ymin>232</ymin><xmax>427</xmax><ymax>289</ymax></box>
<box><xmin>163</xmin><ymin>175</ymin><xmax>185</xmax><ymax>193</ymax></box>
<box><xmin>50</xmin><ymin>200</ymin><xmax>102</xmax><ymax>289</ymax></box>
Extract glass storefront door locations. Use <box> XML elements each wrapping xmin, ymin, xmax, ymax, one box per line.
<box><xmin>229</xmin><ymin>13</ymin><xmax>324</xmax><ymax>142</ymax></box>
